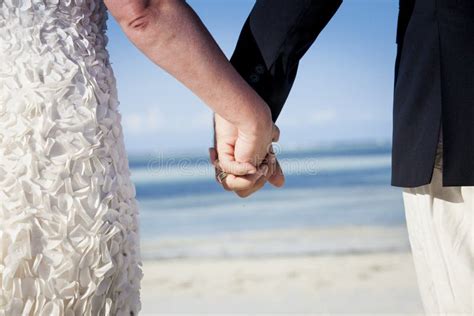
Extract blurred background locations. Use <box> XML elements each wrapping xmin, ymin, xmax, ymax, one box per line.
<box><xmin>107</xmin><ymin>0</ymin><xmax>423</xmax><ymax>314</ymax></box>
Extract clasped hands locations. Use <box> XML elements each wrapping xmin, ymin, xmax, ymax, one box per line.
<box><xmin>209</xmin><ymin>113</ymin><xmax>285</xmax><ymax>197</ymax></box>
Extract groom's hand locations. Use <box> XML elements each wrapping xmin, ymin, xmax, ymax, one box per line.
<box><xmin>210</xmin><ymin>114</ymin><xmax>285</xmax><ymax>197</ymax></box>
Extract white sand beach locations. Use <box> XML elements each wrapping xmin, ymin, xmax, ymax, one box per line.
<box><xmin>139</xmin><ymin>226</ymin><xmax>423</xmax><ymax>314</ymax></box>
<box><xmin>140</xmin><ymin>251</ymin><xmax>424</xmax><ymax>315</ymax></box>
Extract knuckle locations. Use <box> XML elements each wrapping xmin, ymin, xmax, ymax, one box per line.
<box><xmin>219</xmin><ymin>163</ymin><xmax>233</xmax><ymax>174</ymax></box>
<box><xmin>236</xmin><ymin>191</ymin><xmax>250</xmax><ymax>198</ymax></box>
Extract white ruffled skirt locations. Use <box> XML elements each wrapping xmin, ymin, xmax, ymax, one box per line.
<box><xmin>0</xmin><ymin>0</ymin><xmax>143</xmax><ymax>315</ymax></box>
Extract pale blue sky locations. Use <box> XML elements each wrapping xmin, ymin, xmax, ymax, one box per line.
<box><xmin>106</xmin><ymin>0</ymin><xmax>399</xmax><ymax>155</ymax></box>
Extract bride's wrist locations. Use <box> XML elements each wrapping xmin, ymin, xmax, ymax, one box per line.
<box><xmin>237</xmin><ymin>101</ymin><xmax>273</xmax><ymax>135</ymax></box>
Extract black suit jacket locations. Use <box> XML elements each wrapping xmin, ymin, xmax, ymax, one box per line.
<box><xmin>230</xmin><ymin>0</ymin><xmax>474</xmax><ymax>188</ymax></box>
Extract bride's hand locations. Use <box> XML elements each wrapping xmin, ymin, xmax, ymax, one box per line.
<box><xmin>106</xmin><ymin>0</ymin><xmax>284</xmax><ymax>196</ymax></box>
<box><xmin>210</xmin><ymin>113</ymin><xmax>285</xmax><ymax>197</ymax></box>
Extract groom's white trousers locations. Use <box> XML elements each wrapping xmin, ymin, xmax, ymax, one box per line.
<box><xmin>402</xmin><ymin>140</ymin><xmax>473</xmax><ymax>315</ymax></box>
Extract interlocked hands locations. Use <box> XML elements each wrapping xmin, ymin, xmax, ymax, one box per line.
<box><xmin>209</xmin><ymin>113</ymin><xmax>285</xmax><ymax>197</ymax></box>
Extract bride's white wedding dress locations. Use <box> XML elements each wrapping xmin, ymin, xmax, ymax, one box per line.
<box><xmin>0</xmin><ymin>1</ymin><xmax>142</xmax><ymax>315</ymax></box>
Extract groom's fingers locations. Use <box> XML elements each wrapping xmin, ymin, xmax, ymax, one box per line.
<box><xmin>235</xmin><ymin>174</ymin><xmax>268</xmax><ymax>198</ymax></box>
<box><xmin>209</xmin><ymin>147</ymin><xmax>218</xmax><ymax>164</ymax></box>
<box><xmin>268</xmin><ymin>159</ymin><xmax>285</xmax><ymax>187</ymax></box>
<box><xmin>234</xmin><ymin>160</ymin><xmax>274</xmax><ymax>197</ymax></box>
<box><xmin>233</xmin><ymin>153</ymin><xmax>282</xmax><ymax>197</ymax></box>
<box><xmin>272</xmin><ymin>124</ymin><xmax>280</xmax><ymax>142</ymax></box>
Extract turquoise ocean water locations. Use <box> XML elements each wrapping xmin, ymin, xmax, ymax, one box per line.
<box><xmin>129</xmin><ymin>143</ymin><xmax>409</xmax><ymax>260</ymax></box>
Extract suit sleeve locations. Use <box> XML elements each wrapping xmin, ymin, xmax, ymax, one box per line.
<box><xmin>394</xmin><ymin>0</ymin><xmax>415</xmax><ymax>84</ymax></box>
<box><xmin>230</xmin><ymin>0</ymin><xmax>343</xmax><ymax>122</ymax></box>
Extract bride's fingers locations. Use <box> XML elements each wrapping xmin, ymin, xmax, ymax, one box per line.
<box><xmin>221</xmin><ymin>167</ymin><xmax>267</xmax><ymax>191</ymax></box>
<box><xmin>211</xmin><ymin>145</ymin><xmax>283</xmax><ymax>194</ymax></box>
<box><xmin>218</xmin><ymin>159</ymin><xmax>258</xmax><ymax>176</ymax></box>
<box><xmin>209</xmin><ymin>147</ymin><xmax>256</xmax><ymax>176</ymax></box>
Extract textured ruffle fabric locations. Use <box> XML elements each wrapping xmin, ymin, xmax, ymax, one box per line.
<box><xmin>0</xmin><ymin>0</ymin><xmax>142</xmax><ymax>315</ymax></box>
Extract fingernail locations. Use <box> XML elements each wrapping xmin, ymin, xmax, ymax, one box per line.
<box><xmin>248</xmin><ymin>168</ymin><xmax>257</xmax><ymax>174</ymax></box>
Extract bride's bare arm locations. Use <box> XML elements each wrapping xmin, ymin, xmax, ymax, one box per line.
<box><xmin>104</xmin><ymin>0</ymin><xmax>272</xmax><ymax>136</ymax></box>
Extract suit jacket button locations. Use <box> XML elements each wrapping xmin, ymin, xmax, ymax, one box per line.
<box><xmin>249</xmin><ymin>73</ymin><xmax>260</xmax><ymax>83</ymax></box>
<box><xmin>255</xmin><ymin>64</ymin><xmax>265</xmax><ymax>74</ymax></box>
